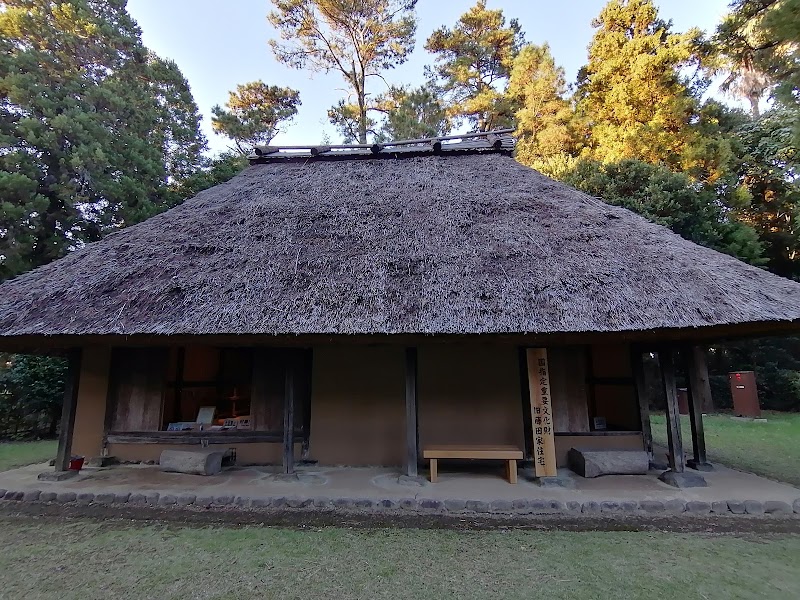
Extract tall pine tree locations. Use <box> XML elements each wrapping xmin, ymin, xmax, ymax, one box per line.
<box><xmin>268</xmin><ymin>0</ymin><xmax>418</xmax><ymax>144</ymax></box>
<box><xmin>425</xmin><ymin>0</ymin><xmax>524</xmax><ymax>132</ymax></box>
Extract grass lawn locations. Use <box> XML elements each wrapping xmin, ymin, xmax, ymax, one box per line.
<box><xmin>650</xmin><ymin>411</ymin><xmax>800</xmax><ymax>486</ymax></box>
<box><xmin>0</xmin><ymin>519</ymin><xmax>797</xmax><ymax>600</ymax></box>
<box><xmin>0</xmin><ymin>440</ymin><xmax>57</xmax><ymax>472</ymax></box>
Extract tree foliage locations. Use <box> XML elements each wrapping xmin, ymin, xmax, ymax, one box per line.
<box><xmin>268</xmin><ymin>0</ymin><xmax>417</xmax><ymax>144</ymax></box>
<box><xmin>425</xmin><ymin>0</ymin><xmax>524</xmax><ymax>132</ymax></box>
<box><xmin>575</xmin><ymin>0</ymin><xmax>705</xmax><ymax>173</ymax></box>
<box><xmin>0</xmin><ymin>353</ymin><xmax>66</xmax><ymax>438</ymax></box>
<box><xmin>562</xmin><ymin>158</ymin><xmax>765</xmax><ymax>264</ymax></box>
<box><xmin>716</xmin><ymin>0</ymin><xmax>800</xmax><ymax>127</ymax></box>
<box><xmin>374</xmin><ymin>84</ymin><xmax>450</xmax><ymax>142</ymax></box>
<box><xmin>0</xmin><ymin>0</ymin><xmax>206</xmax><ymax>280</ymax></box>
<box><xmin>211</xmin><ymin>82</ymin><xmax>301</xmax><ymax>154</ymax></box>
<box><xmin>731</xmin><ymin>106</ymin><xmax>800</xmax><ymax>279</ymax></box>
<box><xmin>508</xmin><ymin>43</ymin><xmax>578</xmax><ymax>175</ymax></box>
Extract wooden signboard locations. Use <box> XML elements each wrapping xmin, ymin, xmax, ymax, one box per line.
<box><xmin>526</xmin><ymin>348</ymin><xmax>557</xmax><ymax>478</ymax></box>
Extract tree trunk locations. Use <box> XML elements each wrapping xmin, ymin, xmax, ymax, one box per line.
<box><xmin>748</xmin><ymin>93</ymin><xmax>760</xmax><ymax>119</ymax></box>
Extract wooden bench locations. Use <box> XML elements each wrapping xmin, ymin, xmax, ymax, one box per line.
<box><xmin>422</xmin><ymin>445</ymin><xmax>524</xmax><ymax>483</ymax></box>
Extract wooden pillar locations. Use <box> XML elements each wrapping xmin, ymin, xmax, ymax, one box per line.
<box><xmin>55</xmin><ymin>349</ymin><xmax>83</xmax><ymax>472</ymax></box>
<box><xmin>688</xmin><ymin>346</ymin><xmax>714</xmax><ymax>413</ymax></box>
<box><xmin>404</xmin><ymin>347</ymin><xmax>419</xmax><ymax>478</ymax></box>
<box><xmin>630</xmin><ymin>346</ymin><xmax>654</xmax><ymax>462</ymax></box>
<box><xmin>658</xmin><ymin>347</ymin><xmax>684</xmax><ymax>473</ymax></box>
<box><xmin>685</xmin><ymin>346</ymin><xmax>713</xmax><ymax>471</ymax></box>
<box><xmin>517</xmin><ymin>348</ymin><xmax>534</xmax><ymax>461</ymax></box>
<box><xmin>300</xmin><ymin>349</ymin><xmax>313</xmax><ymax>460</ymax></box>
<box><xmin>282</xmin><ymin>359</ymin><xmax>295</xmax><ymax>475</ymax></box>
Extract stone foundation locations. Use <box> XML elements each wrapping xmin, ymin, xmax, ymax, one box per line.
<box><xmin>1</xmin><ymin>488</ymin><xmax>798</xmax><ymax>517</ymax></box>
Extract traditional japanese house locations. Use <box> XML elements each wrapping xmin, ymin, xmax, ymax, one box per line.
<box><xmin>1</xmin><ymin>132</ymin><xmax>799</xmax><ymax>485</ymax></box>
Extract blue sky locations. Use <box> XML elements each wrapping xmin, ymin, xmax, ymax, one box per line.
<box><xmin>127</xmin><ymin>0</ymin><xmax>732</xmax><ymax>155</ymax></box>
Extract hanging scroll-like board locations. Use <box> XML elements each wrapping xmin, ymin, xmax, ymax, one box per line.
<box><xmin>526</xmin><ymin>348</ymin><xmax>557</xmax><ymax>478</ymax></box>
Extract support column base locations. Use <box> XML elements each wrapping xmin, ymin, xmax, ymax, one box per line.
<box><xmin>533</xmin><ymin>476</ymin><xmax>573</xmax><ymax>488</ymax></box>
<box><xmin>37</xmin><ymin>470</ymin><xmax>79</xmax><ymax>482</ymax></box>
<box><xmin>687</xmin><ymin>459</ymin><xmax>714</xmax><ymax>472</ymax></box>
<box><xmin>397</xmin><ymin>474</ymin><xmax>429</xmax><ymax>487</ymax></box>
<box><xmin>658</xmin><ymin>470</ymin><xmax>707</xmax><ymax>488</ymax></box>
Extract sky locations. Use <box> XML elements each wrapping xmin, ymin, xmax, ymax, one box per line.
<box><xmin>126</xmin><ymin>0</ymin><xmax>733</xmax><ymax>156</ymax></box>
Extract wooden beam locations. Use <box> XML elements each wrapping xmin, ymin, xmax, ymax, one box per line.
<box><xmin>630</xmin><ymin>346</ymin><xmax>654</xmax><ymax>462</ymax></box>
<box><xmin>282</xmin><ymin>358</ymin><xmax>295</xmax><ymax>475</ymax></box>
<box><xmin>658</xmin><ymin>347</ymin><xmax>684</xmax><ymax>473</ymax></box>
<box><xmin>404</xmin><ymin>347</ymin><xmax>419</xmax><ymax>477</ymax></box>
<box><xmin>55</xmin><ymin>349</ymin><xmax>82</xmax><ymax>471</ymax></box>
<box><xmin>106</xmin><ymin>431</ymin><xmax>298</xmax><ymax>444</ymax></box>
<box><xmin>586</xmin><ymin>376</ymin><xmax>635</xmax><ymax>386</ymax></box>
<box><xmin>685</xmin><ymin>346</ymin><xmax>713</xmax><ymax>471</ymax></box>
<box><xmin>253</xmin><ymin>145</ymin><xmax>280</xmax><ymax>156</ymax></box>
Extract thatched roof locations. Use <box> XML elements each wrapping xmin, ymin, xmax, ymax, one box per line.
<box><xmin>1</xmin><ymin>138</ymin><xmax>800</xmax><ymax>346</ymax></box>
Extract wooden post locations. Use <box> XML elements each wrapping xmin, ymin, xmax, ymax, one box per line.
<box><xmin>404</xmin><ymin>347</ymin><xmax>419</xmax><ymax>478</ymax></box>
<box><xmin>688</xmin><ymin>346</ymin><xmax>714</xmax><ymax>413</ymax></box>
<box><xmin>526</xmin><ymin>348</ymin><xmax>557</xmax><ymax>478</ymax></box>
<box><xmin>685</xmin><ymin>346</ymin><xmax>713</xmax><ymax>471</ymax></box>
<box><xmin>55</xmin><ymin>350</ymin><xmax>83</xmax><ymax>472</ymax></box>
<box><xmin>300</xmin><ymin>350</ymin><xmax>313</xmax><ymax>460</ymax></box>
<box><xmin>282</xmin><ymin>358</ymin><xmax>295</xmax><ymax>475</ymax></box>
<box><xmin>630</xmin><ymin>346</ymin><xmax>654</xmax><ymax>462</ymax></box>
<box><xmin>658</xmin><ymin>347</ymin><xmax>684</xmax><ymax>473</ymax></box>
<box><xmin>517</xmin><ymin>348</ymin><xmax>534</xmax><ymax>461</ymax></box>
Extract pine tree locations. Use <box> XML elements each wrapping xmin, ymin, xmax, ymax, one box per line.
<box><xmin>211</xmin><ymin>82</ymin><xmax>301</xmax><ymax>154</ymax></box>
<box><xmin>374</xmin><ymin>85</ymin><xmax>450</xmax><ymax>142</ymax></box>
<box><xmin>425</xmin><ymin>0</ymin><xmax>524</xmax><ymax>132</ymax></box>
<box><xmin>268</xmin><ymin>0</ymin><xmax>417</xmax><ymax>144</ymax></box>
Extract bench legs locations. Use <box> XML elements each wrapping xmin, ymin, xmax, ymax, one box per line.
<box><xmin>506</xmin><ymin>459</ymin><xmax>518</xmax><ymax>484</ymax></box>
<box><xmin>428</xmin><ymin>458</ymin><xmax>518</xmax><ymax>483</ymax></box>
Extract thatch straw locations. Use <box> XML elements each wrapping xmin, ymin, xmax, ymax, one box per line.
<box><xmin>1</xmin><ymin>151</ymin><xmax>799</xmax><ymax>339</ymax></box>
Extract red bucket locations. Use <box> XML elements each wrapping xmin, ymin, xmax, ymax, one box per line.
<box><xmin>68</xmin><ymin>456</ymin><xmax>85</xmax><ymax>471</ymax></box>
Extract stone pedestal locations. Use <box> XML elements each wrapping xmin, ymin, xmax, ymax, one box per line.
<box><xmin>687</xmin><ymin>458</ymin><xmax>714</xmax><ymax>472</ymax></box>
<box><xmin>159</xmin><ymin>449</ymin><xmax>224</xmax><ymax>476</ymax></box>
<box><xmin>568</xmin><ymin>448</ymin><xmax>649</xmax><ymax>478</ymax></box>
<box><xmin>37</xmin><ymin>470</ymin><xmax>79</xmax><ymax>482</ymax></box>
<box><xmin>658</xmin><ymin>469</ymin><xmax>707</xmax><ymax>488</ymax></box>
